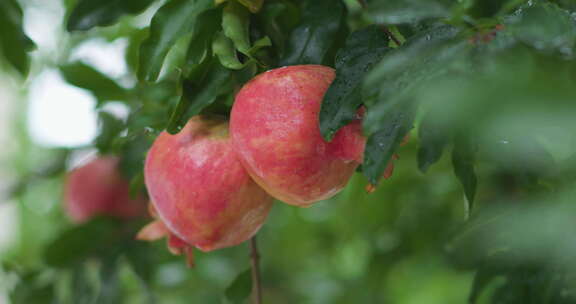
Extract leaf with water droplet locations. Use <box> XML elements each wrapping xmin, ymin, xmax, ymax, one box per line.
<box><xmin>365</xmin><ymin>0</ymin><xmax>452</xmax><ymax>25</ymax></box>
<box><xmin>319</xmin><ymin>25</ymin><xmax>391</xmax><ymax>141</ymax></box>
<box><xmin>507</xmin><ymin>2</ymin><xmax>576</xmax><ymax>54</ymax></box>
<box><xmin>279</xmin><ymin>0</ymin><xmax>345</xmax><ymax>66</ymax></box>
<box><xmin>363</xmin><ymin>101</ymin><xmax>415</xmax><ymax>185</ymax></box>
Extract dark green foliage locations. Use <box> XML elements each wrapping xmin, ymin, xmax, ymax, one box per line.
<box><xmin>95</xmin><ymin>111</ymin><xmax>125</xmax><ymax>154</ymax></box>
<box><xmin>44</xmin><ymin>217</ymin><xmax>122</xmax><ymax>268</ymax></box>
<box><xmin>280</xmin><ymin>0</ymin><xmax>346</xmax><ymax>66</ymax></box>
<box><xmin>319</xmin><ymin>25</ymin><xmax>391</xmax><ymax>141</ymax></box>
<box><xmin>363</xmin><ymin>102</ymin><xmax>415</xmax><ymax>185</ymax></box>
<box><xmin>0</xmin><ymin>0</ymin><xmax>35</xmax><ymax>76</ymax></box>
<box><xmin>417</xmin><ymin>111</ymin><xmax>452</xmax><ymax>173</ymax></box>
<box><xmin>184</xmin><ymin>9</ymin><xmax>223</xmax><ymax>71</ymax></box>
<box><xmin>67</xmin><ymin>0</ymin><xmax>155</xmax><ymax>31</ymax></box>
<box><xmin>366</xmin><ymin>0</ymin><xmax>453</xmax><ymax>24</ymax></box>
<box><xmin>166</xmin><ymin>62</ymin><xmax>232</xmax><ymax>134</ymax></box>
<box><xmin>451</xmin><ymin>133</ymin><xmax>478</xmax><ymax>209</ymax></box>
<box><xmin>507</xmin><ymin>2</ymin><xmax>576</xmax><ymax>53</ymax></box>
<box><xmin>138</xmin><ymin>0</ymin><xmax>214</xmax><ymax>82</ymax></box>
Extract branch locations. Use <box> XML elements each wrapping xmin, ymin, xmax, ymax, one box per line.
<box><xmin>250</xmin><ymin>236</ymin><xmax>262</xmax><ymax>304</ymax></box>
<box><xmin>357</xmin><ymin>0</ymin><xmax>403</xmax><ymax>47</ymax></box>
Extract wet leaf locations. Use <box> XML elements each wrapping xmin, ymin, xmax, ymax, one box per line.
<box><xmin>280</xmin><ymin>0</ymin><xmax>345</xmax><ymax>66</ymax></box>
<box><xmin>319</xmin><ymin>26</ymin><xmax>391</xmax><ymax>141</ymax></box>
<box><xmin>363</xmin><ymin>102</ymin><xmax>415</xmax><ymax>185</ymax></box>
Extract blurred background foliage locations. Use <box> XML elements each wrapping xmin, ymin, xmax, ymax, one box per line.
<box><xmin>1</xmin><ymin>0</ymin><xmax>576</xmax><ymax>303</ymax></box>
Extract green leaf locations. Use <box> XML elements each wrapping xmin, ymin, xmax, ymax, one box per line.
<box><xmin>184</xmin><ymin>9</ymin><xmax>222</xmax><ymax>72</ymax></box>
<box><xmin>212</xmin><ymin>31</ymin><xmax>245</xmax><ymax>70</ymax></box>
<box><xmin>556</xmin><ymin>0</ymin><xmax>576</xmax><ymax>12</ymax></box>
<box><xmin>417</xmin><ymin>111</ymin><xmax>452</xmax><ymax>173</ymax></box>
<box><xmin>166</xmin><ymin>62</ymin><xmax>232</xmax><ymax>134</ymax></box>
<box><xmin>279</xmin><ymin>0</ymin><xmax>346</xmax><ymax>66</ymax></box>
<box><xmin>95</xmin><ymin>112</ymin><xmax>125</xmax><ymax>154</ymax></box>
<box><xmin>507</xmin><ymin>2</ymin><xmax>576</xmax><ymax>53</ymax></box>
<box><xmin>452</xmin><ymin>133</ymin><xmax>478</xmax><ymax>208</ymax></box>
<box><xmin>44</xmin><ymin>217</ymin><xmax>120</xmax><ymax>268</ymax></box>
<box><xmin>67</xmin><ymin>0</ymin><xmax>155</xmax><ymax>31</ymax></box>
<box><xmin>319</xmin><ymin>26</ymin><xmax>391</xmax><ymax>141</ymax></box>
<box><xmin>363</xmin><ymin>102</ymin><xmax>415</xmax><ymax>185</ymax></box>
<box><xmin>258</xmin><ymin>0</ymin><xmax>300</xmax><ymax>60</ymax></box>
<box><xmin>363</xmin><ymin>25</ymin><xmax>465</xmax><ymax>103</ymax></box>
<box><xmin>60</xmin><ymin>62</ymin><xmax>128</xmax><ymax>105</ymax></box>
<box><xmin>366</xmin><ymin>0</ymin><xmax>452</xmax><ymax>24</ymax></box>
<box><xmin>0</xmin><ymin>0</ymin><xmax>35</xmax><ymax>76</ymax></box>
<box><xmin>138</xmin><ymin>0</ymin><xmax>213</xmax><ymax>82</ymax></box>
<box><xmin>225</xmin><ymin>269</ymin><xmax>253</xmax><ymax>304</ymax></box>
<box><xmin>222</xmin><ymin>0</ymin><xmax>251</xmax><ymax>55</ymax></box>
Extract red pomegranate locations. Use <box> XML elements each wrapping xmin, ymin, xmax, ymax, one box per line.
<box><xmin>141</xmin><ymin>116</ymin><xmax>273</xmax><ymax>259</ymax></box>
<box><xmin>230</xmin><ymin>65</ymin><xmax>367</xmax><ymax>206</ymax></box>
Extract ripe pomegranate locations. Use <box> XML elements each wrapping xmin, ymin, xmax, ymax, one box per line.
<box><xmin>141</xmin><ymin>116</ymin><xmax>273</xmax><ymax>256</ymax></box>
<box><xmin>64</xmin><ymin>156</ymin><xmax>146</xmax><ymax>222</ymax></box>
<box><xmin>230</xmin><ymin>65</ymin><xmax>367</xmax><ymax>206</ymax></box>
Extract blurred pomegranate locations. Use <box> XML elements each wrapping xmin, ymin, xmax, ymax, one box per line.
<box><xmin>64</xmin><ymin>156</ymin><xmax>146</xmax><ymax>222</ymax></box>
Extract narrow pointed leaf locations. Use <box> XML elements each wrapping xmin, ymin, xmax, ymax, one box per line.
<box><xmin>363</xmin><ymin>102</ymin><xmax>415</xmax><ymax>185</ymax></box>
<box><xmin>138</xmin><ymin>0</ymin><xmax>213</xmax><ymax>82</ymax></box>
<box><xmin>452</xmin><ymin>134</ymin><xmax>478</xmax><ymax>207</ymax></box>
<box><xmin>0</xmin><ymin>0</ymin><xmax>35</xmax><ymax>76</ymax></box>
<box><xmin>279</xmin><ymin>0</ymin><xmax>345</xmax><ymax>66</ymax></box>
<box><xmin>60</xmin><ymin>62</ymin><xmax>128</xmax><ymax>105</ymax></box>
<box><xmin>67</xmin><ymin>0</ymin><xmax>155</xmax><ymax>31</ymax></box>
<box><xmin>417</xmin><ymin>111</ymin><xmax>452</xmax><ymax>173</ymax></box>
<box><xmin>319</xmin><ymin>25</ymin><xmax>390</xmax><ymax>141</ymax></box>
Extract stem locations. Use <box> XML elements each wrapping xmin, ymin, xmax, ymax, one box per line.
<box><xmin>356</xmin><ymin>0</ymin><xmax>403</xmax><ymax>47</ymax></box>
<box><xmin>250</xmin><ymin>236</ymin><xmax>262</xmax><ymax>304</ymax></box>
<box><xmin>381</xmin><ymin>27</ymin><xmax>402</xmax><ymax>47</ymax></box>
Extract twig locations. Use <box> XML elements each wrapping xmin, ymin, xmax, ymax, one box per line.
<box><xmin>381</xmin><ymin>27</ymin><xmax>402</xmax><ymax>47</ymax></box>
<box><xmin>250</xmin><ymin>236</ymin><xmax>262</xmax><ymax>304</ymax></box>
<box><xmin>357</xmin><ymin>0</ymin><xmax>403</xmax><ymax>47</ymax></box>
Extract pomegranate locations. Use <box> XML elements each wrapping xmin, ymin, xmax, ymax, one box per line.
<box><xmin>230</xmin><ymin>65</ymin><xmax>367</xmax><ymax>206</ymax></box>
<box><xmin>141</xmin><ymin>116</ymin><xmax>273</xmax><ymax>256</ymax></box>
<box><xmin>64</xmin><ymin>156</ymin><xmax>146</xmax><ymax>222</ymax></box>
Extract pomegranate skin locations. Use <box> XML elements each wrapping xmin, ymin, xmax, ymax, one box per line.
<box><xmin>230</xmin><ymin>65</ymin><xmax>366</xmax><ymax>206</ymax></box>
<box><xmin>144</xmin><ymin>116</ymin><xmax>273</xmax><ymax>252</ymax></box>
<box><xmin>64</xmin><ymin>156</ymin><xmax>146</xmax><ymax>223</ymax></box>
